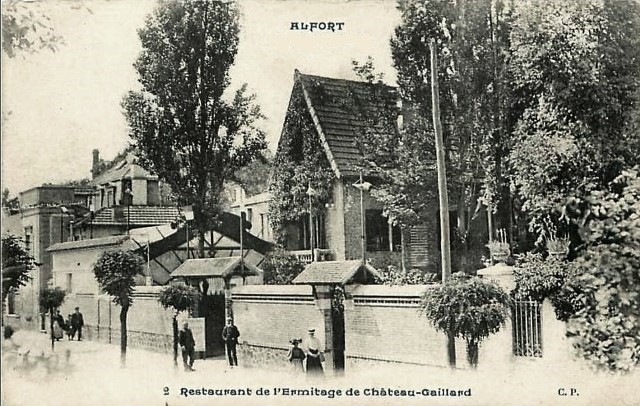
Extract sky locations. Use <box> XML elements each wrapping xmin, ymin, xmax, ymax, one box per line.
<box><xmin>2</xmin><ymin>0</ymin><xmax>401</xmax><ymax>195</ymax></box>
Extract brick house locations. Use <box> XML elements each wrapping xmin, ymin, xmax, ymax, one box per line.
<box><xmin>271</xmin><ymin>70</ymin><xmax>443</xmax><ymax>271</ymax></box>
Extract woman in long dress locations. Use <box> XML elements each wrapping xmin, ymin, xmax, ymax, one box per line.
<box><xmin>302</xmin><ymin>329</ymin><xmax>324</xmax><ymax>377</ymax></box>
<box><xmin>287</xmin><ymin>339</ymin><xmax>306</xmax><ymax>374</ymax></box>
<box><xmin>52</xmin><ymin>319</ymin><xmax>63</xmax><ymax>340</ymax></box>
<box><xmin>52</xmin><ymin>310</ymin><xmax>65</xmax><ymax>341</ymax></box>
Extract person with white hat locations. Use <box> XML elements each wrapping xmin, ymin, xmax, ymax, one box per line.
<box><xmin>302</xmin><ymin>328</ymin><xmax>324</xmax><ymax>377</ymax></box>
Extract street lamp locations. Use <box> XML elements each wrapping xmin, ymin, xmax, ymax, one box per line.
<box><xmin>352</xmin><ymin>172</ymin><xmax>372</xmax><ymax>264</ymax></box>
<box><xmin>306</xmin><ymin>182</ymin><xmax>317</xmax><ymax>261</ymax></box>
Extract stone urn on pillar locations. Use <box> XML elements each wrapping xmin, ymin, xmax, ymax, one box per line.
<box><xmin>486</xmin><ymin>240</ymin><xmax>510</xmax><ymax>264</ymax></box>
<box><xmin>546</xmin><ymin>237</ymin><xmax>570</xmax><ymax>260</ymax></box>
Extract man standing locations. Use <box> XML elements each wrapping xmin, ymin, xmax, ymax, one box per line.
<box><xmin>179</xmin><ymin>321</ymin><xmax>196</xmax><ymax>372</ymax></box>
<box><xmin>70</xmin><ymin>307</ymin><xmax>84</xmax><ymax>341</ymax></box>
<box><xmin>221</xmin><ymin>317</ymin><xmax>240</xmax><ymax>367</ymax></box>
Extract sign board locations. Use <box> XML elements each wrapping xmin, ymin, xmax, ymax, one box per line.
<box><xmin>186</xmin><ymin>317</ymin><xmax>206</xmax><ymax>352</ymax></box>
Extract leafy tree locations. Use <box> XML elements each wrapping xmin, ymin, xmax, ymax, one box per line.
<box><xmin>261</xmin><ymin>249</ymin><xmax>305</xmax><ymax>285</ymax></box>
<box><xmin>421</xmin><ymin>273</ymin><xmax>510</xmax><ymax>368</ymax></box>
<box><xmin>123</xmin><ymin>0</ymin><xmax>267</xmax><ymax>257</ymax></box>
<box><xmin>158</xmin><ymin>283</ymin><xmax>201</xmax><ymax>366</ymax></box>
<box><xmin>507</xmin><ymin>0</ymin><xmax>640</xmax><ymax>234</ymax></box>
<box><xmin>1</xmin><ymin>235</ymin><xmax>35</xmax><ymax>301</ymax></box>
<box><xmin>2</xmin><ymin>189</ymin><xmax>19</xmax><ymax>213</ymax></box>
<box><xmin>513</xmin><ymin>252</ymin><xmax>582</xmax><ymax>321</ymax></box>
<box><xmin>1</xmin><ymin>0</ymin><xmax>63</xmax><ymax>58</ymax></box>
<box><xmin>94</xmin><ymin>249</ymin><xmax>143</xmax><ymax>366</ymax></box>
<box><xmin>233</xmin><ymin>152</ymin><xmax>272</xmax><ymax>197</ymax></box>
<box><xmin>375</xmin><ymin>264</ymin><xmax>437</xmax><ymax>286</ymax></box>
<box><xmin>513</xmin><ymin>253</ymin><xmax>569</xmax><ymax>302</ymax></box>
<box><xmin>348</xmin><ymin>0</ymin><xmax>513</xmax><ymax>273</ymax></box>
<box><xmin>39</xmin><ymin>287</ymin><xmax>65</xmax><ymax>350</ymax></box>
<box><xmin>268</xmin><ymin>79</ymin><xmax>335</xmax><ymax>245</ymax></box>
<box><xmin>562</xmin><ymin>167</ymin><xmax>640</xmax><ymax>372</ymax></box>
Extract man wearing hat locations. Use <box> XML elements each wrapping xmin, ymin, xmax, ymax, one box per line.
<box><xmin>70</xmin><ymin>307</ymin><xmax>84</xmax><ymax>341</ymax></box>
<box><xmin>179</xmin><ymin>321</ymin><xmax>196</xmax><ymax>372</ymax></box>
<box><xmin>221</xmin><ymin>317</ymin><xmax>240</xmax><ymax>367</ymax></box>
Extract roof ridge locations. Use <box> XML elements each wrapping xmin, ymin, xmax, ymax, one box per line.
<box><xmin>296</xmin><ymin>70</ymin><xmax>397</xmax><ymax>90</ymax></box>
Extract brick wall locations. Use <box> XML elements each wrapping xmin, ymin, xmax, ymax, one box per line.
<box><xmin>231</xmin><ymin>285</ymin><xmax>325</xmax><ymax>369</ymax></box>
<box><xmin>58</xmin><ymin>287</ymin><xmax>175</xmax><ymax>353</ymax></box>
<box><xmin>344</xmin><ymin>284</ymin><xmax>477</xmax><ymax>371</ymax></box>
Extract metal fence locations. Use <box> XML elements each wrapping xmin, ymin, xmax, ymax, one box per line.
<box><xmin>512</xmin><ymin>299</ymin><xmax>543</xmax><ymax>357</ymax></box>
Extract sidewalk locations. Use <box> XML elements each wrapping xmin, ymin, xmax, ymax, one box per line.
<box><xmin>2</xmin><ymin>329</ymin><xmax>297</xmax><ymax>406</ymax></box>
<box><xmin>3</xmin><ymin>329</ymin><xmax>639</xmax><ymax>406</ymax></box>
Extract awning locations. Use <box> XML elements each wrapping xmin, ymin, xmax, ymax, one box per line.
<box><xmin>292</xmin><ymin>260</ymin><xmax>381</xmax><ymax>285</ymax></box>
<box><xmin>169</xmin><ymin>257</ymin><xmax>261</xmax><ymax>280</ymax></box>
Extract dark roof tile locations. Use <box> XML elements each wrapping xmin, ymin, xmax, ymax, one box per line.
<box><xmin>297</xmin><ymin>71</ymin><xmax>398</xmax><ymax>179</ymax></box>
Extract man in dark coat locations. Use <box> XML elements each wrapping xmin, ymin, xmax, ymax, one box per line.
<box><xmin>179</xmin><ymin>321</ymin><xmax>196</xmax><ymax>372</ymax></box>
<box><xmin>70</xmin><ymin>307</ymin><xmax>84</xmax><ymax>341</ymax></box>
<box><xmin>221</xmin><ymin>317</ymin><xmax>240</xmax><ymax>367</ymax></box>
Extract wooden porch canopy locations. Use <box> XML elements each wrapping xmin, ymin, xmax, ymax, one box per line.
<box><xmin>292</xmin><ymin>260</ymin><xmax>381</xmax><ymax>285</ymax></box>
<box><xmin>169</xmin><ymin>257</ymin><xmax>261</xmax><ymax>280</ymax></box>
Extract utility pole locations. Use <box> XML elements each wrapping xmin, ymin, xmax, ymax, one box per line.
<box><xmin>430</xmin><ymin>39</ymin><xmax>452</xmax><ymax>283</ymax></box>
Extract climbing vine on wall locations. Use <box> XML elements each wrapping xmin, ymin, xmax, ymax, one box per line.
<box><xmin>268</xmin><ymin>81</ymin><xmax>335</xmax><ymax>244</ymax></box>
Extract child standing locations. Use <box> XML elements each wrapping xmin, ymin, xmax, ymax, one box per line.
<box><xmin>287</xmin><ymin>339</ymin><xmax>305</xmax><ymax>374</ymax></box>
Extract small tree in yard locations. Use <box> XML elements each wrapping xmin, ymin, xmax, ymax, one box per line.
<box><xmin>2</xmin><ymin>235</ymin><xmax>35</xmax><ymax>302</ymax></box>
<box><xmin>421</xmin><ymin>273</ymin><xmax>511</xmax><ymax>368</ymax></box>
<box><xmin>39</xmin><ymin>287</ymin><xmax>65</xmax><ymax>350</ymax></box>
<box><xmin>94</xmin><ymin>249</ymin><xmax>143</xmax><ymax>366</ymax></box>
<box><xmin>261</xmin><ymin>249</ymin><xmax>305</xmax><ymax>285</ymax></box>
<box><xmin>158</xmin><ymin>283</ymin><xmax>201</xmax><ymax>366</ymax></box>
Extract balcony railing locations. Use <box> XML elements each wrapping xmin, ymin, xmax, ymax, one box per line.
<box><xmin>289</xmin><ymin>249</ymin><xmax>333</xmax><ymax>264</ymax></box>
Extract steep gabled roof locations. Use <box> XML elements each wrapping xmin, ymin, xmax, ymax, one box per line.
<box><xmin>292</xmin><ymin>70</ymin><xmax>398</xmax><ymax>179</ymax></box>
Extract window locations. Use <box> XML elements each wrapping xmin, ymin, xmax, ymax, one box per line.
<box><xmin>106</xmin><ymin>189</ymin><xmax>113</xmax><ymax>208</ymax></box>
<box><xmin>260</xmin><ymin>213</ymin><xmax>265</xmax><ymax>238</ymax></box>
<box><xmin>366</xmin><ymin>210</ymin><xmax>401</xmax><ymax>252</ymax></box>
<box><xmin>7</xmin><ymin>292</ymin><xmax>16</xmax><ymax>314</ymax></box>
<box><xmin>24</xmin><ymin>227</ymin><xmax>32</xmax><ymax>253</ymax></box>
<box><xmin>247</xmin><ymin>208</ymin><xmax>253</xmax><ymax>224</ymax></box>
<box><xmin>66</xmin><ymin>273</ymin><xmax>73</xmax><ymax>293</ymax></box>
<box><xmin>512</xmin><ymin>299</ymin><xmax>543</xmax><ymax>357</ymax></box>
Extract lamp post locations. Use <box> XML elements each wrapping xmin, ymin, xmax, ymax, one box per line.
<box><xmin>306</xmin><ymin>182</ymin><xmax>317</xmax><ymax>261</ymax></box>
<box><xmin>124</xmin><ymin>189</ymin><xmax>133</xmax><ymax>235</ymax></box>
<box><xmin>352</xmin><ymin>172</ymin><xmax>372</xmax><ymax>264</ymax></box>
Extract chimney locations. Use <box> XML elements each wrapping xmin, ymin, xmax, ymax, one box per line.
<box><xmin>92</xmin><ymin>149</ymin><xmax>100</xmax><ymax>178</ymax></box>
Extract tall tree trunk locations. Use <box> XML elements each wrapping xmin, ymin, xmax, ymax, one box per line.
<box><xmin>50</xmin><ymin>308</ymin><xmax>55</xmax><ymax>351</ymax></box>
<box><xmin>172</xmin><ymin>314</ymin><xmax>178</xmax><ymax>367</ymax></box>
<box><xmin>467</xmin><ymin>339</ymin><xmax>479</xmax><ymax>368</ymax></box>
<box><xmin>120</xmin><ymin>305</ymin><xmax>129</xmax><ymax>367</ymax></box>
<box><xmin>447</xmin><ymin>331</ymin><xmax>456</xmax><ymax>368</ymax></box>
<box><xmin>430</xmin><ymin>39</ymin><xmax>452</xmax><ymax>283</ymax></box>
